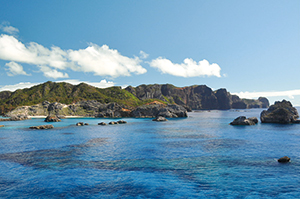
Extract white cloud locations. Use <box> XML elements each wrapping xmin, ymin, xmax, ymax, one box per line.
<box><xmin>0</xmin><ymin>34</ymin><xmax>147</xmax><ymax>78</ymax></box>
<box><xmin>139</xmin><ymin>50</ymin><xmax>149</xmax><ymax>59</ymax></box>
<box><xmin>39</xmin><ymin>66</ymin><xmax>69</xmax><ymax>79</ymax></box>
<box><xmin>149</xmin><ymin>57</ymin><xmax>221</xmax><ymax>77</ymax></box>
<box><xmin>0</xmin><ymin>34</ymin><xmax>68</xmax><ymax>69</ymax></box>
<box><xmin>5</xmin><ymin>61</ymin><xmax>30</xmax><ymax>76</ymax></box>
<box><xmin>0</xmin><ymin>79</ymin><xmax>116</xmax><ymax>92</ymax></box>
<box><xmin>0</xmin><ymin>22</ymin><xmax>19</xmax><ymax>35</ymax></box>
<box><xmin>68</xmin><ymin>44</ymin><xmax>147</xmax><ymax>77</ymax></box>
<box><xmin>0</xmin><ymin>82</ymin><xmax>39</xmax><ymax>92</ymax></box>
<box><xmin>233</xmin><ymin>89</ymin><xmax>300</xmax><ymax>100</ymax></box>
<box><xmin>57</xmin><ymin>79</ymin><xmax>115</xmax><ymax>88</ymax></box>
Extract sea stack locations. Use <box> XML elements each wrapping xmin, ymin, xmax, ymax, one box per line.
<box><xmin>260</xmin><ymin>100</ymin><xmax>300</xmax><ymax>124</ymax></box>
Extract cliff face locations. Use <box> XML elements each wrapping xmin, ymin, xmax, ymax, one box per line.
<box><xmin>125</xmin><ymin>84</ymin><xmax>269</xmax><ymax>110</ymax></box>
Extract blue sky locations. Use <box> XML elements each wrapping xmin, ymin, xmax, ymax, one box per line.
<box><xmin>0</xmin><ymin>0</ymin><xmax>299</xmax><ymax>105</ymax></box>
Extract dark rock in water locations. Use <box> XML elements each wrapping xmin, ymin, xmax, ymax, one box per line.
<box><xmin>230</xmin><ymin>116</ymin><xmax>258</xmax><ymax>125</ymax></box>
<box><xmin>0</xmin><ymin>125</ymin><xmax>4</xmax><ymax>127</ymax></box>
<box><xmin>109</xmin><ymin>121</ymin><xmax>118</xmax><ymax>125</ymax></box>
<box><xmin>45</xmin><ymin>115</ymin><xmax>61</xmax><ymax>122</ymax></box>
<box><xmin>278</xmin><ymin>156</ymin><xmax>290</xmax><ymax>163</ymax></box>
<box><xmin>153</xmin><ymin>116</ymin><xmax>168</xmax><ymax>122</ymax></box>
<box><xmin>84</xmin><ymin>123</ymin><xmax>89</xmax><ymax>125</ymax></box>
<box><xmin>98</xmin><ymin>122</ymin><xmax>107</xmax><ymax>125</ymax></box>
<box><xmin>260</xmin><ymin>100</ymin><xmax>299</xmax><ymax>124</ymax></box>
<box><xmin>76</xmin><ymin>122</ymin><xmax>84</xmax><ymax>126</ymax></box>
<box><xmin>117</xmin><ymin>120</ymin><xmax>127</xmax><ymax>124</ymax></box>
<box><xmin>29</xmin><ymin>125</ymin><xmax>54</xmax><ymax>130</ymax></box>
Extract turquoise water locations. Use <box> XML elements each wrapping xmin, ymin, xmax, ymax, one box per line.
<box><xmin>1</xmin><ymin>109</ymin><xmax>300</xmax><ymax>198</ymax></box>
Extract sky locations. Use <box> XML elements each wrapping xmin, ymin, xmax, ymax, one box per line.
<box><xmin>0</xmin><ymin>0</ymin><xmax>299</xmax><ymax>105</ymax></box>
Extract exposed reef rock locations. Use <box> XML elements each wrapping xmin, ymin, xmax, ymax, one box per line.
<box><xmin>278</xmin><ymin>156</ymin><xmax>290</xmax><ymax>163</ymax></box>
<box><xmin>0</xmin><ymin>125</ymin><xmax>4</xmax><ymax>128</ymax></box>
<box><xmin>153</xmin><ymin>116</ymin><xmax>168</xmax><ymax>122</ymax></box>
<box><xmin>76</xmin><ymin>122</ymin><xmax>89</xmax><ymax>126</ymax></box>
<box><xmin>44</xmin><ymin>115</ymin><xmax>61</xmax><ymax>122</ymax></box>
<box><xmin>29</xmin><ymin>125</ymin><xmax>54</xmax><ymax>130</ymax></box>
<box><xmin>230</xmin><ymin>116</ymin><xmax>258</xmax><ymax>125</ymax></box>
<box><xmin>260</xmin><ymin>100</ymin><xmax>300</xmax><ymax>124</ymax></box>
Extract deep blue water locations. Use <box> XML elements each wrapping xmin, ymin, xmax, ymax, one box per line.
<box><xmin>1</xmin><ymin>109</ymin><xmax>300</xmax><ymax>198</ymax></box>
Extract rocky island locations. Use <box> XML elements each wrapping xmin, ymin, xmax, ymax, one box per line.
<box><xmin>260</xmin><ymin>100</ymin><xmax>300</xmax><ymax>124</ymax></box>
<box><xmin>0</xmin><ymin>81</ymin><xmax>269</xmax><ymax>118</ymax></box>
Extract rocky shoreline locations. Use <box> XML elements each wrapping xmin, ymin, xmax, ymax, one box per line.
<box><xmin>4</xmin><ymin>100</ymin><xmax>188</xmax><ymax>119</ymax></box>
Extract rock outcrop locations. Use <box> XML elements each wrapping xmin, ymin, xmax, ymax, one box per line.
<box><xmin>29</xmin><ymin>125</ymin><xmax>54</xmax><ymax>130</ymax></box>
<box><xmin>260</xmin><ymin>100</ymin><xmax>299</xmax><ymax>124</ymax></box>
<box><xmin>230</xmin><ymin>116</ymin><xmax>258</xmax><ymax>125</ymax></box>
<box><xmin>278</xmin><ymin>156</ymin><xmax>290</xmax><ymax>163</ymax></box>
<box><xmin>44</xmin><ymin>115</ymin><xmax>61</xmax><ymax>122</ymax></box>
<box><xmin>0</xmin><ymin>125</ymin><xmax>4</xmax><ymax>128</ymax></box>
<box><xmin>76</xmin><ymin>122</ymin><xmax>89</xmax><ymax>126</ymax></box>
<box><xmin>152</xmin><ymin>116</ymin><xmax>168</xmax><ymax>122</ymax></box>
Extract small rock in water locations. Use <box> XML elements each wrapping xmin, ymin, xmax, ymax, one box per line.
<box><xmin>230</xmin><ymin>116</ymin><xmax>258</xmax><ymax>125</ymax></box>
<box><xmin>45</xmin><ymin>115</ymin><xmax>61</xmax><ymax>122</ymax></box>
<box><xmin>76</xmin><ymin>122</ymin><xmax>84</xmax><ymax>126</ymax></box>
<box><xmin>109</xmin><ymin>121</ymin><xmax>118</xmax><ymax>125</ymax></box>
<box><xmin>84</xmin><ymin>123</ymin><xmax>89</xmax><ymax>125</ymax></box>
<box><xmin>278</xmin><ymin>156</ymin><xmax>290</xmax><ymax>163</ymax></box>
<box><xmin>0</xmin><ymin>125</ymin><xmax>4</xmax><ymax>128</ymax></box>
<box><xmin>29</xmin><ymin>125</ymin><xmax>54</xmax><ymax>130</ymax></box>
<box><xmin>98</xmin><ymin>122</ymin><xmax>107</xmax><ymax>126</ymax></box>
<box><xmin>152</xmin><ymin>116</ymin><xmax>168</xmax><ymax>122</ymax></box>
<box><xmin>117</xmin><ymin>120</ymin><xmax>127</xmax><ymax>124</ymax></box>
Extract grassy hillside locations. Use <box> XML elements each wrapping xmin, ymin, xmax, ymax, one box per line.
<box><xmin>0</xmin><ymin>81</ymin><xmax>165</xmax><ymax>115</ymax></box>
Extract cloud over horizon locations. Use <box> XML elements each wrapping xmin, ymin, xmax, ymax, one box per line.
<box><xmin>0</xmin><ymin>79</ymin><xmax>116</xmax><ymax>92</ymax></box>
<box><xmin>233</xmin><ymin>89</ymin><xmax>300</xmax><ymax>100</ymax></box>
<box><xmin>149</xmin><ymin>57</ymin><xmax>221</xmax><ymax>77</ymax></box>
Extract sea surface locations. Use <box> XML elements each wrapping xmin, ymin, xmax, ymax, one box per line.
<box><xmin>1</xmin><ymin>109</ymin><xmax>300</xmax><ymax>198</ymax></box>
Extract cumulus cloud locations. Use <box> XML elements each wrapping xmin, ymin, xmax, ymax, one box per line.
<box><xmin>68</xmin><ymin>44</ymin><xmax>147</xmax><ymax>77</ymax></box>
<box><xmin>39</xmin><ymin>66</ymin><xmax>69</xmax><ymax>79</ymax></box>
<box><xmin>0</xmin><ymin>22</ymin><xmax>19</xmax><ymax>35</ymax></box>
<box><xmin>5</xmin><ymin>61</ymin><xmax>30</xmax><ymax>76</ymax></box>
<box><xmin>0</xmin><ymin>82</ymin><xmax>39</xmax><ymax>92</ymax></box>
<box><xmin>149</xmin><ymin>57</ymin><xmax>221</xmax><ymax>77</ymax></box>
<box><xmin>0</xmin><ymin>34</ymin><xmax>147</xmax><ymax>78</ymax></box>
<box><xmin>0</xmin><ymin>34</ymin><xmax>68</xmax><ymax>69</ymax></box>
<box><xmin>233</xmin><ymin>89</ymin><xmax>300</xmax><ymax>100</ymax></box>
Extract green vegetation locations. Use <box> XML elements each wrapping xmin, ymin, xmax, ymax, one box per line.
<box><xmin>0</xmin><ymin>81</ymin><xmax>160</xmax><ymax>115</ymax></box>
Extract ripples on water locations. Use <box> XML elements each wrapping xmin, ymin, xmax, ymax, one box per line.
<box><xmin>1</xmin><ymin>109</ymin><xmax>300</xmax><ymax>198</ymax></box>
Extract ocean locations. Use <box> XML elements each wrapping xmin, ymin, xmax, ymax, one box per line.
<box><xmin>1</xmin><ymin>109</ymin><xmax>300</xmax><ymax>198</ymax></box>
